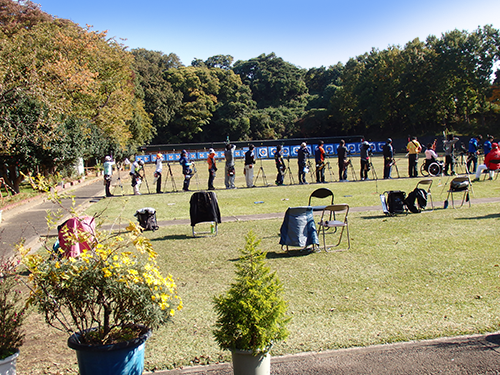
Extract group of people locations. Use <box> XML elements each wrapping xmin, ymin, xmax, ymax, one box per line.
<box><xmin>402</xmin><ymin>133</ymin><xmax>500</xmax><ymax>180</ymax></box>
<box><xmin>102</xmin><ymin>133</ymin><xmax>499</xmax><ymax>196</ymax></box>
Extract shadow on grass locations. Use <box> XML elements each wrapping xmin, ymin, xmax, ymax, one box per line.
<box><xmin>266</xmin><ymin>249</ymin><xmax>312</xmax><ymax>259</ymax></box>
<box><xmin>455</xmin><ymin>213</ymin><xmax>500</xmax><ymax>220</ymax></box>
<box><xmin>359</xmin><ymin>214</ymin><xmax>393</xmax><ymax>220</ymax></box>
<box><xmin>150</xmin><ymin>234</ymin><xmax>192</xmax><ymax>241</ymax></box>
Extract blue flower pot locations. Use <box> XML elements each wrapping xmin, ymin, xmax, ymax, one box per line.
<box><xmin>67</xmin><ymin>327</ymin><xmax>151</xmax><ymax>375</ymax></box>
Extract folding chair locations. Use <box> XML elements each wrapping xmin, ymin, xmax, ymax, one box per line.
<box><xmin>189</xmin><ymin>191</ymin><xmax>221</xmax><ymax>237</ymax></box>
<box><xmin>416</xmin><ymin>179</ymin><xmax>433</xmax><ymax>211</ymax></box>
<box><xmin>279</xmin><ymin>206</ymin><xmax>319</xmax><ymax>252</ymax></box>
<box><xmin>445</xmin><ymin>176</ymin><xmax>471</xmax><ymax>208</ymax></box>
<box><xmin>317</xmin><ymin>204</ymin><xmax>350</xmax><ymax>251</ymax></box>
<box><xmin>308</xmin><ymin>188</ymin><xmax>334</xmax><ymax>212</ymax></box>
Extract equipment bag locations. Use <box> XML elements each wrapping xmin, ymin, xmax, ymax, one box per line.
<box><xmin>134</xmin><ymin>207</ymin><xmax>159</xmax><ymax>231</ymax></box>
<box><xmin>450</xmin><ymin>179</ymin><xmax>469</xmax><ymax>191</ymax></box>
<box><xmin>404</xmin><ymin>188</ymin><xmax>427</xmax><ymax>213</ymax></box>
<box><xmin>386</xmin><ymin>190</ymin><xmax>407</xmax><ymax>214</ymax></box>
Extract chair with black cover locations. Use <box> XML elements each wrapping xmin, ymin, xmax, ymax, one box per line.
<box><xmin>189</xmin><ymin>191</ymin><xmax>221</xmax><ymax>237</ymax></box>
<box><xmin>445</xmin><ymin>176</ymin><xmax>471</xmax><ymax>209</ymax></box>
<box><xmin>308</xmin><ymin>188</ymin><xmax>334</xmax><ymax>212</ymax></box>
<box><xmin>317</xmin><ymin>204</ymin><xmax>350</xmax><ymax>251</ymax></box>
<box><xmin>416</xmin><ymin>179</ymin><xmax>433</xmax><ymax>211</ymax></box>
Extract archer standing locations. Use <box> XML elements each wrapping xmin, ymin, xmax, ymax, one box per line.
<box><xmin>315</xmin><ymin>140</ymin><xmax>326</xmax><ymax>183</ymax></box>
<box><xmin>154</xmin><ymin>153</ymin><xmax>163</xmax><ymax>194</ymax></box>
<box><xmin>179</xmin><ymin>150</ymin><xmax>193</xmax><ymax>191</ymax></box>
<box><xmin>274</xmin><ymin>145</ymin><xmax>285</xmax><ymax>185</ymax></box>
<box><xmin>207</xmin><ymin>148</ymin><xmax>217</xmax><ymax>190</ymax></box>
<box><xmin>244</xmin><ymin>145</ymin><xmax>255</xmax><ymax>188</ymax></box>
<box><xmin>337</xmin><ymin>140</ymin><xmax>348</xmax><ymax>181</ymax></box>
<box><xmin>443</xmin><ymin>134</ymin><xmax>459</xmax><ymax>176</ymax></box>
<box><xmin>360</xmin><ymin>137</ymin><xmax>371</xmax><ymax>181</ymax></box>
<box><xmin>467</xmin><ymin>135</ymin><xmax>482</xmax><ymax>173</ymax></box>
<box><xmin>406</xmin><ymin>136</ymin><xmax>422</xmax><ymax>178</ymax></box>
<box><xmin>130</xmin><ymin>158</ymin><xmax>144</xmax><ymax>195</ymax></box>
<box><xmin>382</xmin><ymin>138</ymin><xmax>393</xmax><ymax>179</ymax></box>
<box><xmin>224</xmin><ymin>143</ymin><xmax>236</xmax><ymax>189</ymax></box>
<box><xmin>103</xmin><ymin>156</ymin><xmax>115</xmax><ymax>197</ymax></box>
<box><xmin>297</xmin><ymin>142</ymin><xmax>310</xmax><ymax>184</ymax></box>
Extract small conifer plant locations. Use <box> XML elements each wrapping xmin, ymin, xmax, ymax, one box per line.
<box><xmin>213</xmin><ymin>231</ymin><xmax>290</xmax><ymax>354</ymax></box>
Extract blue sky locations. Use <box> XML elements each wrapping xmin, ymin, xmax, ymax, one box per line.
<box><xmin>37</xmin><ymin>0</ymin><xmax>500</xmax><ymax>69</ymax></box>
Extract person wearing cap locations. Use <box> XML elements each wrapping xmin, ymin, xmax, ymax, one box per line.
<box><xmin>315</xmin><ymin>140</ymin><xmax>326</xmax><ymax>183</ymax></box>
<box><xmin>297</xmin><ymin>142</ymin><xmax>310</xmax><ymax>184</ymax></box>
<box><xmin>154</xmin><ymin>153</ymin><xmax>163</xmax><ymax>194</ymax></box>
<box><xmin>244</xmin><ymin>144</ymin><xmax>255</xmax><ymax>188</ymax></box>
<box><xmin>382</xmin><ymin>138</ymin><xmax>393</xmax><ymax>179</ymax></box>
<box><xmin>207</xmin><ymin>148</ymin><xmax>217</xmax><ymax>190</ymax></box>
<box><xmin>473</xmin><ymin>142</ymin><xmax>500</xmax><ymax>181</ymax></box>
<box><xmin>179</xmin><ymin>150</ymin><xmax>193</xmax><ymax>191</ymax></box>
<box><xmin>483</xmin><ymin>134</ymin><xmax>494</xmax><ymax>156</ymax></box>
<box><xmin>130</xmin><ymin>158</ymin><xmax>144</xmax><ymax>195</ymax></box>
<box><xmin>224</xmin><ymin>143</ymin><xmax>236</xmax><ymax>189</ymax></box>
<box><xmin>103</xmin><ymin>155</ymin><xmax>115</xmax><ymax>197</ymax></box>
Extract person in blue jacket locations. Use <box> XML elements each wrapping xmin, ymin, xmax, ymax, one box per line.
<box><xmin>467</xmin><ymin>135</ymin><xmax>482</xmax><ymax>173</ymax></box>
<box><xmin>179</xmin><ymin>150</ymin><xmax>193</xmax><ymax>191</ymax></box>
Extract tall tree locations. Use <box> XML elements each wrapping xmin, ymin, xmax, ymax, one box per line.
<box><xmin>0</xmin><ymin>8</ymin><xmax>150</xmax><ymax>191</ymax></box>
<box><xmin>132</xmin><ymin>48</ymin><xmax>183</xmax><ymax>144</ymax></box>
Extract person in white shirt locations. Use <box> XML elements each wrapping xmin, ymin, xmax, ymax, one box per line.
<box><xmin>103</xmin><ymin>156</ymin><xmax>115</xmax><ymax>197</ymax></box>
<box><xmin>154</xmin><ymin>153</ymin><xmax>163</xmax><ymax>194</ymax></box>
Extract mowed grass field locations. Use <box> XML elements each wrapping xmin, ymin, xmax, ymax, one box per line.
<box><xmin>16</xmin><ymin>154</ymin><xmax>500</xmax><ymax>374</ymax></box>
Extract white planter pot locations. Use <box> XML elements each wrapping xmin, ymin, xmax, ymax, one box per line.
<box><xmin>231</xmin><ymin>349</ymin><xmax>270</xmax><ymax>375</ymax></box>
<box><xmin>0</xmin><ymin>349</ymin><xmax>19</xmax><ymax>375</ymax></box>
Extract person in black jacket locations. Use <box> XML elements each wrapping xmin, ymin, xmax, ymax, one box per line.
<box><xmin>297</xmin><ymin>142</ymin><xmax>310</xmax><ymax>184</ymax></box>
<box><xmin>383</xmin><ymin>138</ymin><xmax>394</xmax><ymax>179</ymax></box>
<box><xmin>337</xmin><ymin>140</ymin><xmax>348</xmax><ymax>181</ymax></box>
<box><xmin>244</xmin><ymin>145</ymin><xmax>255</xmax><ymax>187</ymax></box>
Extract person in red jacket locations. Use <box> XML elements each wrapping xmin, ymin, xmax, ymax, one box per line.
<box><xmin>207</xmin><ymin>148</ymin><xmax>217</xmax><ymax>190</ymax></box>
<box><xmin>474</xmin><ymin>142</ymin><xmax>500</xmax><ymax>180</ymax></box>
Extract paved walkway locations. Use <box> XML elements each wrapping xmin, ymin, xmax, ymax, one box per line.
<box><xmin>151</xmin><ymin>333</ymin><xmax>500</xmax><ymax>374</ymax></box>
<box><xmin>2</xmin><ymin>179</ymin><xmax>500</xmax><ymax>374</ymax></box>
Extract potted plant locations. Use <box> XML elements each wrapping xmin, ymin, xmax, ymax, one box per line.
<box><xmin>20</xmin><ymin>220</ymin><xmax>182</xmax><ymax>375</ymax></box>
<box><xmin>0</xmin><ymin>256</ymin><xmax>27</xmax><ymax>375</ymax></box>
<box><xmin>213</xmin><ymin>231</ymin><xmax>290</xmax><ymax>375</ymax></box>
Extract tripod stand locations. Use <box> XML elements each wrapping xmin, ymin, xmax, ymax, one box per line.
<box><xmin>345</xmin><ymin>158</ymin><xmax>357</xmax><ymax>181</ymax></box>
<box><xmin>254</xmin><ymin>158</ymin><xmax>269</xmax><ymax>186</ymax></box>
<box><xmin>368</xmin><ymin>159</ymin><xmax>378</xmax><ymax>180</ymax></box>
<box><xmin>390</xmin><ymin>158</ymin><xmax>401</xmax><ymax>178</ymax></box>
<box><xmin>163</xmin><ymin>161</ymin><xmax>178</xmax><ymax>192</ymax></box>
<box><xmin>307</xmin><ymin>160</ymin><xmax>317</xmax><ymax>183</ymax></box>
<box><xmin>139</xmin><ymin>165</ymin><xmax>151</xmax><ymax>194</ymax></box>
<box><xmin>324</xmin><ymin>158</ymin><xmax>335</xmax><ymax>182</ymax></box>
<box><xmin>115</xmin><ymin>162</ymin><xmax>124</xmax><ymax>195</ymax></box>
<box><xmin>284</xmin><ymin>156</ymin><xmax>295</xmax><ymax>185</ymax></box>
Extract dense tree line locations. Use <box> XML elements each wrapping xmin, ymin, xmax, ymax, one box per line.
<box><xmin>135</xmin><ymin>27</ymin><xmax>499</xmax><ymax>145</ymax></box>
<box><xmin>1</xmin><ymin>0</ymin><xmax>499</xmax><ymax>193</ymax></box>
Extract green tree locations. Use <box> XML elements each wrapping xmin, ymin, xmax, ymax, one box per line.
<box><xmin>0</xmin><ymin>7</ymin><xmax>151</xmax><ymax>191</ymax></box>
<box><xmin>132</xmin><ymin>48</ymin><xmax>183</xmax><ymax>144</ymax></box>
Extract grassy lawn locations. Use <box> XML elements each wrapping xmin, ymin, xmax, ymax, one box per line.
<box><xmin>15</xmin><ymin>155</ymin><xmax>500</xmax><ymax>373</ymax></box>
<box><xmin>137</xmin><ymin>202</ymin><xmax>500</xmax><ymax>371</ymax></box>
